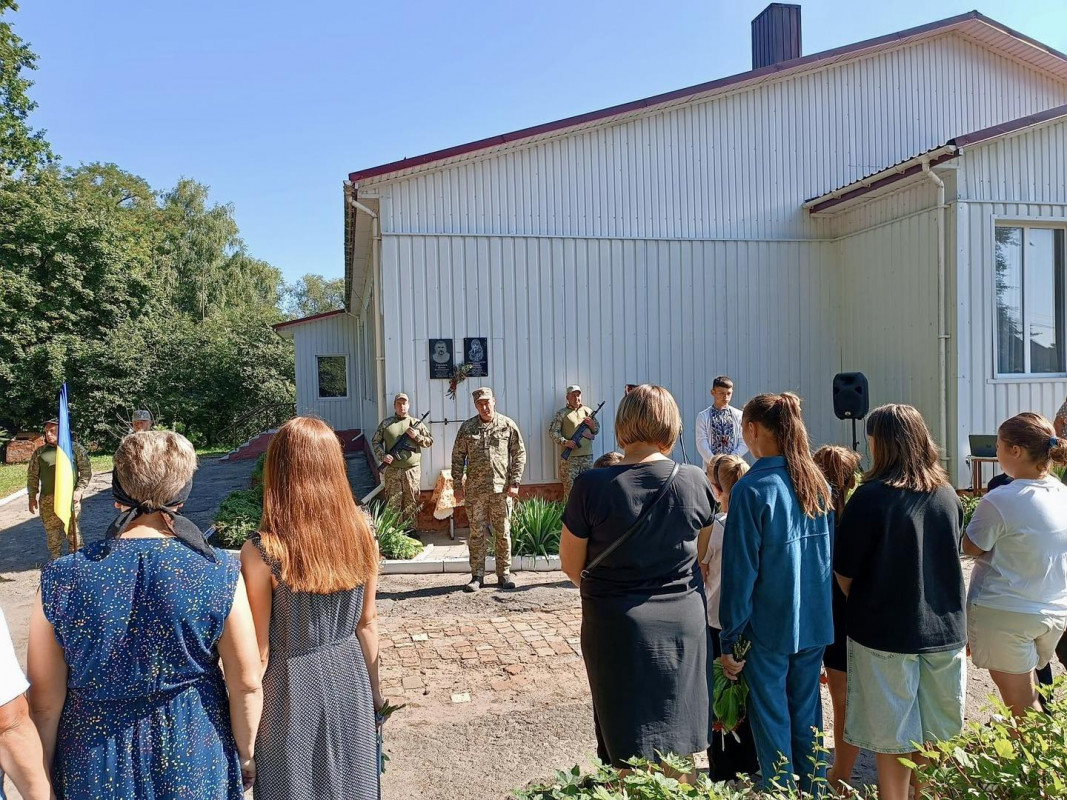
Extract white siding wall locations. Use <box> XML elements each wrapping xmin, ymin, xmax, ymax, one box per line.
<box><xmin>359</xmin><ymin>34</ymin><xmax>1067</xmax><ymax>488</ymax></box>
<box><xmin>954</xmin><ymin>120</ymin><xmax>1067</xmax><ymax>485</ymax></box>
<box><xmin>291</xmin><ymin>312</ymin><xmax>366</xmax><ymax>431</ymax></box>
<box><xmin>375</xmin><ymin>34</ymin><xmax>1067</xmax><ymax>241</ymax></box>
<box><xmin>832</xmin><ymin>187</ymin><xmax>944</xmax><ymax>461</ymax></box>
<box><xmin>381</xmin><ymin>234</ymin><xmax>838</xmax><ymax>487</ymax></box>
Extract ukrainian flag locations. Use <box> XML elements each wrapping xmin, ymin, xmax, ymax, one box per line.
<box><xmin>53</xmin><ymin>383</ymin><xmax>77</xmax><ymax>545</ymax></box>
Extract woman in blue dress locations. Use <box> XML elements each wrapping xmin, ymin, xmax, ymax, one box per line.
<box><xmin>27</xmin><ymin>431</ymin><xmax>263</xmax><ymax>799</ymax></box>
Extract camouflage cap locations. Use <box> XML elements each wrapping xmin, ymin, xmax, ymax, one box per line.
<box><xmin>45</xmin><ymin>418</ymin><xmax>59</xmax><ymax>426</ymax></box>
<box><xmin>471</xmin><ymin>387</ymin><xmax>493</xmax><ymax>401</ymax></box>
<box><xmin>566</xmin><ymin>384</ymin><xmax>581</xmax><ymax>395</ymax></box>
<box><xmin>132</xmin><ymin>409</ymin><xmax>153</xmax><ymax>421</ymax></box>
<box><xmin>393</xmin><ymin>392</ymin><xmax>409</xmax><ymax>403</ymax></box>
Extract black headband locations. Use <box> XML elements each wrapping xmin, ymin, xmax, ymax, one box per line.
<box><xmin>104</xmin><ymin>472</ymin><xmax>216</xmax><ymax>561</ymax></box>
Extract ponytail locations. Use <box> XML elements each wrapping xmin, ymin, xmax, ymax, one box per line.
<box><xmin>999</xmin><ymin>412</ymin><xmax>1067</xmax><ymax>472</ymax></box>
<box><xmin>813</xmin><ymin>445</ymin><xmax>861</xmax><ymax>523</ymax></box>
<box><xmin>742</xmin><ymin>392</ymin><xmax>831</xmax><ymax>518</ymax></box>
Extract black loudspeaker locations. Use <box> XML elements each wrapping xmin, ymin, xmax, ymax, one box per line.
<box><xmin>833</xmin><ymin>372</ymin><xmax>869</xmax><ymax>420</ymax></box>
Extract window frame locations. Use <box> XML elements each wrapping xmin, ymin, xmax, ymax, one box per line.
<box><xmin>991</xmin><ymin>221</ymin><xmax>1067</xmax><ymax>380</ymax></box>
<box><xmin>315</xmin><ymin>354</ymin><xmax>350</xmax><ymax>400</ymax></box>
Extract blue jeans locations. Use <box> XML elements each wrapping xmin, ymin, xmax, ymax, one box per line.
<box><xmin>744</xmin><ymin>640</ymin><xmax>826</xmax><ymax>792</ymax></box>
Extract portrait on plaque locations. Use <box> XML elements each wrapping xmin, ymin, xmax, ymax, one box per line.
<box><xmin>464</xmin><ymin>337</ymin><xmax>488</xmax><ymax>377</ymax></box>
<box><xmin>428</xmin><ymin>339</ymin><xmax>454</xmax><ymax>379</ymax></box>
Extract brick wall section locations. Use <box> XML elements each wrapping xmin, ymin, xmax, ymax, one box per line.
<box><xmin>4</xmin><ymin>436</ymin><xmax>44</xmax><ymax>464</ymax></box>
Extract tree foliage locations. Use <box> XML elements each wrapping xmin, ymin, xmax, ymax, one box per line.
<box><xmin>0</xmin><ymin>6</ymin><xmax>295</xmax><ymax>449</ymax></box>
<box><xmin>283</xmin><ymin>273</ymin><xmax>346</xmax><ymax>318</ymax></box>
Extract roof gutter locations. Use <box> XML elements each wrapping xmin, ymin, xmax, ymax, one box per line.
<box><xmin>922</xmin><ymin>158</ymin><xmax>950</xmax><ymax>469</ymax></box>
<box><xmin>805</xmin><ymin>145</ymin><xmax>958</xmax><ymax>214</ymax></box>
<box><xmin>346</xmin><ymin>190</ymin><xmax>386</xmax><ymax>421</ymax></box>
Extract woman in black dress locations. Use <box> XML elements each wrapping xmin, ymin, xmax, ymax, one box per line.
<box><xmin>560</xmin><ymin>384</ymin><xmax>716</xmax><ymax>767</ymax></box>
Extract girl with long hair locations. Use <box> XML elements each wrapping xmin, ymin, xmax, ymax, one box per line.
<box><xmin>719</xmin><ymin>392</ymin><xmax>834</xmax><ymax>791</ymax></box>
<box><xmin>811</xmin><ymin>445</ymin><xmax>862</xmax><ymax>790</ymax></box>
<box><xmin>963</xmin><ymin>412</ymin><xmax>1067</xmax><ymax>717</ymax></box>
<box><xmin>241</xmin><ymin>416</ymin><xmax>382</xmax><ymax>800</ymax></box>
<box><xmin>699</xmin><ymin>455</ymin><xmax>759</xmax><ymax>781</ymax></box>
<box><xmin>834</xmin><ymin>404</ymin><xmax>966</xmax><ymax>800</ymax></box>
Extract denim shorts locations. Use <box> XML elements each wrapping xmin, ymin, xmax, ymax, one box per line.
<box><xmin>967</xmin><ymin>603</ymin><xmax>1067</xmax><ymax>674</ymax></box>
<box><xmin>843</xmin><ymin>638</ymin><xmax>966</xmax><ymax>754</ymax></box>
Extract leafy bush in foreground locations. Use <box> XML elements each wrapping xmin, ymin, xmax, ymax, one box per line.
<box><xmin>512</xmin><ymin>498</ymin><xmax>564</xmax><ymax>557</ymax></box>
<box><xmin>368</xmin><ymin>501</ymin><xmax>423</xmax><ymax>561</ymax></box>
<box><xmin>213</xmin><ymin>485</ymin><xmax>263</xmax><ymax>549</ymax></box>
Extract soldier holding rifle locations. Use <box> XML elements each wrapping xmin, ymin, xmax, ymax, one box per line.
<box><xmin>371</xmin><ymin>392</ymin><xmax>434</xmax><ymax>534</ymax></box>
<box><xmin>548</xmin><ymin>385</ymin><xmax>602</xmax><ymax>502</ymax></box>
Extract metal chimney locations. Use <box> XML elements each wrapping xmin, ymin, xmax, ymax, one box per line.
<box><xmin>752</xmin><ymin>3</ymin><xmax>802</xmax><ymax>70</ymax></box>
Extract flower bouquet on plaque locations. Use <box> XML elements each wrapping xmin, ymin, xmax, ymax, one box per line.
<box><xmin>446</xmin><ymin>362</ymin><xmax>474</xmax><ymax>399</ymax></box>
<box><xmin>711</xmin><ymin>637</ymin><xmax>753</xmax><ymax>744</ymax></box>
<box><xmin>376</xmin><ymin>699</ymin><xmax>406</xmax><ymax>775</ymax></box>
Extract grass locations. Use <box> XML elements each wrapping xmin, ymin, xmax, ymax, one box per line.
<box><xmin>0</xmin><ymin>454</ymin><xmax>117</xmax><ymax>501</ymax></box>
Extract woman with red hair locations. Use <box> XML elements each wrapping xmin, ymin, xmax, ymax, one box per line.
<box><xmin>242</xmin><ymin>416</ymin><xmax>383</xmax><ymax>800</ymax></box>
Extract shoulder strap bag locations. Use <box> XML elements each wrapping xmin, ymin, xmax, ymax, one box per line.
<box><xmin>581</xmin><ymin>462</ymin><xmax>680</xmax><ymax>581</ymax></box>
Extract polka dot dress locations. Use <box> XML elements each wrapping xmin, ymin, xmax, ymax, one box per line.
<box><xmin>250</xmin><ymin>534</ymin><xmax>379</xmax><ymax>800</ymax></box>
<box><xmin>41</xmin><ymin>538</ymin><xmax>244</xmax><ymax>799</ymax></box>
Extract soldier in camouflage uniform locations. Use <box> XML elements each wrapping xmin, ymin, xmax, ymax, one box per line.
<box><xmin>371</xmin><ymin>392</ymin><xmax>434</xmax><ymax>533</ymax></box>
<box><xmin>548</xmin><ymin>384</ymin><xmax>600</xmax><ymax>502</ymax></box>
<box><xmin>27</xmin><ymin>418</ymin><xmax>92</xmax><ymax>559</ymax></box>
<box><xmin>451</xmin><ymin>387</ymin><xmax>527</xmax><ymax>592</ymax></box>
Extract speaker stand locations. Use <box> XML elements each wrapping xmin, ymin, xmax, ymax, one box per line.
<box><xmin>851</xmin><ymin>418</ymin><xmax>860</xmax><ymax>452</ymax></box>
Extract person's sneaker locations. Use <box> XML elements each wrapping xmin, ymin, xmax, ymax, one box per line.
<box><xmin>463</xmin><ymin>575</ymin><xmax>484</xmax><ymax>593</ymax></box>
<box><xmin>499</xmin><ymin>574</ymin><xmax>517</xmax><ymax>590</ymax></box>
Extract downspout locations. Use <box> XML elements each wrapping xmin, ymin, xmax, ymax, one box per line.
<box><xmin>347</xmin><ymin>191</ymin><xmax>386</xmax><ymax>419</ymax></box>
<box><xmin>922</xmin><ymin>159</ymin><xmax>950</xmax><ymax>468</ymax></box>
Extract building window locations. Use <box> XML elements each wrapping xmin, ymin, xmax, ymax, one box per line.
<box><xmin>317</xmin><ymin>355</ymin><xmax>348</xmax><ymax>398</ymax></box>
<box><xmin>995</xmin><ymin>226</ymin><xmax>1066</xmax><ymax>376</ymax></box>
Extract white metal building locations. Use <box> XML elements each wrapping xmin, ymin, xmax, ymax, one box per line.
<box><xmin>284</xmin><ymin>6</ymin><xmax>1067</xmax><ymax>499</ymax></box>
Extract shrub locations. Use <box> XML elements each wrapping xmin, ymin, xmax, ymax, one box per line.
<box><xmin>214</xmin><ymin>485</ymin><xmax>263</xmax><ymax>549</ymax></box>
<box><xmin>961</xmin><ymin>493</ymin><xmax>981</xmax><ymax>530</ymax></box>
<box><xmin>512</xmin><ymin>498</ymin><xmax>564</xmax><ymax>557</ymax></box>
<box><xmin>514</xmin><ymin>753</ymin><xmax>872</xmax><ymax>799</ymax></box>
<box><xmin>250</xmin><ymin>452</ymin><xmax>266</xmax><ymax>486</ymax></box>
<box><xmin>369</xmin><ymin>501</ymin><xmax>423</xmax><ymax>561</ymax></box>
<box><xmin>909</xmin><ymin>681</ymin><xmax>1067</xmax><ymax>798</ymax></box>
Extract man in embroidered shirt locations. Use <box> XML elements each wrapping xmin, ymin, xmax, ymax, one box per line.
<box><xmin>695</xmin><ymin>375</ymin><xmax>747</xmax><ymax>467</ymax></box>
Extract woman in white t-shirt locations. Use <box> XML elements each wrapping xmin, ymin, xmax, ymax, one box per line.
<box><xmin>963</xmin><ymin>412</ymin><xmax>1067</xmax><ymax>716</ymax></box>
<box><xmin>0</xmin><ymin>607</ymin><xmax>51</xmax><ymax>800</ymax></box>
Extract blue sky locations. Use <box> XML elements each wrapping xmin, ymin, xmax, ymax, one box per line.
<box><xmin>13</xmin><ymin>1</ymin><xmax>1067</xmax><ymax>284</ymax></box>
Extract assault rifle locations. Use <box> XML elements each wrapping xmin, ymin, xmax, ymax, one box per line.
<box><xmin>561</xmin><ymin>401</ymin><xmax>605</xmax><ymax>461</ymax></box>
<box><xmin>376</xmin><ymin>410</ymin><xmax>431</xmax><ymax>472</ymax></box>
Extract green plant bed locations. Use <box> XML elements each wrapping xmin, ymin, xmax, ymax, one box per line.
<box><xmin>213</xmin><ymin>485</ymin><xmax>263</xmax><ymax>549</ymax></box>
<box><xmin>368</xmin><ymin>502</ymin><xmax>424</xmax><ymax>560</ymax></box>
<box><xmin>512</xmin><ymin>498</ymin><xmax>564</xmax><ymax>557</ymax></box>
<box><xmin>514</xmin><ymin>753</ymin><xmax>873</xmax><ymax>799</ymax></box>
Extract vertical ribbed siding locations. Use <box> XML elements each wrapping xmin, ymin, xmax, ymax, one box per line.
<box><xmin>377</xmin><ymin>34</ymin><xmax>1067</xmax><ymax>242</ymax></box>
<box><xmin>292</xmin><ymin>313</ymin><xmax>366</xmax><ymax>431</ymax></box>
<box><xmin>752</xmin><ymin>4</ymin><xmax>802</xmax><ymax>70</ymax></box>
<box><xmin>835</xmin><ymin>202</ymin><xmax>943</xmax><ymax>454</ymax></box>
<box><xmin>954</xmin><ymin>120</ymin><xmax>1067</xmax><ymax>486</ymax></box>
<box><xmin>380</xmin><ymin>234</ymin><xmax>838</xmax><ymax>487</ymax></box>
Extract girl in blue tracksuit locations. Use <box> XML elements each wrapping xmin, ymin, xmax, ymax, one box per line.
<box><xmin>719</xmin><ymin>392</ymin><xmax>834</xmax><ymax>792</ymax></box>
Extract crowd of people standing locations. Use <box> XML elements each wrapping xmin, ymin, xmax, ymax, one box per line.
<box><xmin>2</xmin><ymin>380</ymin><xmax>1067</xmax><ymax>799</ymax></box>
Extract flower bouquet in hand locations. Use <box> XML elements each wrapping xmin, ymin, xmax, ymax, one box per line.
<box><xmin>711</xmin><ymin>637</ymin><xmax>752</xmax><ymax>744</ymax></box>
<box><xmin>376</xmin><ymin>699</ymin><xmax>406</xmax><ymax>775</ymax></box>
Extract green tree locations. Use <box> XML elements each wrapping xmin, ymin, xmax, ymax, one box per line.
<box><xmin>284</xmin><ymin>273</ymin><xmax>346</xmax><ymax>317</ymax></box>
<box><xmin>0</xmin><ymin>0</ymin><xmax>51</xmax><ymax>174</ymax></box>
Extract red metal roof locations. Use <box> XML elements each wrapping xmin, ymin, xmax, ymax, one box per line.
<box><xmin>347</xmin><ymin>11</ymin><xmax>1067</xmax><ymax>184</ymax></box>
<box><xmin>272</xmin><ymin>309</ymin><xmax>346</xmax><ymax>331</ymax></box>
<box><xmin>951</xmin><ymin>101</ymin><xmax>1067</xmax><ymax>147</ymax></box>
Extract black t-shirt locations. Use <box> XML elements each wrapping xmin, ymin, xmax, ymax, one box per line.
<box><xmin>834</xmin><ymin>480</ymin><xmax>966</xmax><ymax>654</ymax></box>
<box><xmin>563</xmin><ymin>460</ymin><xmax>715</xmax><ymax>599</ymax></box>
